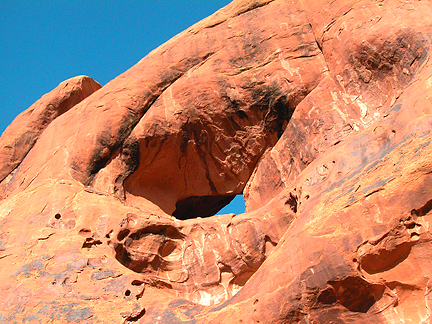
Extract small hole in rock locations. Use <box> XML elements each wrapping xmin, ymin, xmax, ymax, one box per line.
<box><xmin>82</xmin><ymin>238</ymin><xmax>102</xmax><ymax>249</ymax></box>
<box><xmin>54</xmin><ymin>214</ymin><xmax>61</xmax><ymax>219</ymax></box>
<box><xmin>131</xmin><ymin>280</ymin><xmax>144</xmax><ymax>286</ymax></box>
<box><xmin>285</xmin><ymin>193</ymin><xmax>298</xmax><ymax>213</ymax></box>
<box><xmin>405</xmin><ymin>221</ymin><xmax>416</xmax><ymax>229</ymax></box>
<box><xmin>117</xmin><ymin>229</ymin><xmax>130</xmax><ymax>241</ymax></box>
<box><xmin>106</xmin><ymin>230</ymin><xmax>113</xmax><ymax>239</ymax></box>
<box><xmin>78</xmin><ymin>228</ymin><xmax>91</xmax><ymax>236</ymax></box>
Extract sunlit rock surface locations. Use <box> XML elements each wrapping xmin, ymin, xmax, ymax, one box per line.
<box><xmin>2</xmin><ymin>0</ymin><xmax>432</xmax><ymax>323</ymax></box>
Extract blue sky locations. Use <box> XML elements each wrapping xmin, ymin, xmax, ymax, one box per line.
<box><xmin>0</xmin><ymin>0</ymin><xmax>245</xmax><ymax>215</ymax></box>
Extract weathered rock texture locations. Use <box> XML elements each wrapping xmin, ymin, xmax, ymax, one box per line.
<box><xmin>1</xmin><ymin>0</ymin><xmax>432</xmax><ymax>323</ymax></box>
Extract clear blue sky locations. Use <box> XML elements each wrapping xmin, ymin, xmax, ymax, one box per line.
<box><xmin>0</xmin><ymin>0</ymin><xmax>245</xmax><ymax>215</ymax></box>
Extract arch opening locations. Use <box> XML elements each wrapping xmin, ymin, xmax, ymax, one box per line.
<box><xmin>172</xmin><ymin>194</ymin><xmax>246</xmax><ymax>220</ymax></box>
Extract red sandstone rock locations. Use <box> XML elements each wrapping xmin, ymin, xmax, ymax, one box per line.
<box><xmin>0</xmin><ymin>75</ymin><xmax>101</xmax><ymax>194</ymax></box>
<box><xmin>2</xmin><ymin>0</ymin><xmax>432</xmax><ymax>323</ymax></box>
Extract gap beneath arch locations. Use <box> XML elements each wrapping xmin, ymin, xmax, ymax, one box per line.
<box><xmin>172</xmin><ymin>194</ymin><xmax>246</xmax><ymax>220</ymax></box>
<box><xmin>218</xmin><ymin>194</ymin><xmax>245</xmax><ymax>215</ymax></box>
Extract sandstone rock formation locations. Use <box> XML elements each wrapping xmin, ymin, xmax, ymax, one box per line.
<box><xmin>1</xmin><ymin>0</ymin><xmax>432</xmax><ymax>323</ymax></box>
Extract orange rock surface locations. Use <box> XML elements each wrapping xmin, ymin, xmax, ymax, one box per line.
<box><xmin>2</xmin><ymin>0</ymin><xmax>432</xmax><ymax>323</ymax></box>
